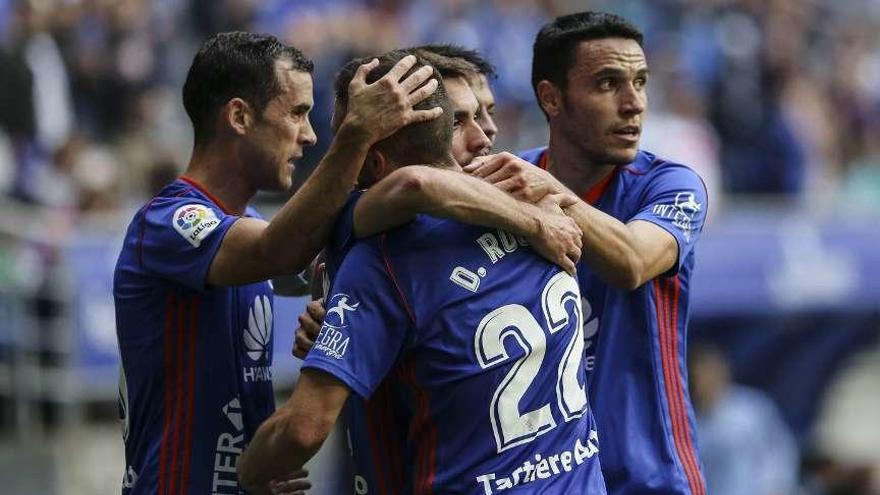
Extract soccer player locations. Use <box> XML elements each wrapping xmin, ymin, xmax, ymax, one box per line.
<box><xmin>465</xmin><ymin>12</ymin><xmax>710</xmax><ymax>495</ymax></box>
<box><xmin>238</xmin><ymin>50</ymin><xmax>606</xmax><ymax>495</ymax></box>
<box><xmin>416</xmin><ymin>44</ymin><xmax>499</xmax><ymax>146</ymax></box>
<box><xmin>113</xmin><ymin>32</ymin><xmax>444</xmax><ymax>495</ymax></box>
<box><xmin>293</xmin><ymin>49</ymin><xmax>574</xmax><ymax>356</ymax></box>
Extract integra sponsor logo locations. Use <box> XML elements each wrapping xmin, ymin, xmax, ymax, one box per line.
<box><xmin>652</xmin><ymin>191</ymin><xmax>701</xmax><ymax>242</ymax></box>
<box><xmin>475</xmin><ymin>430</ymin><xmax>599</xmax><ymax>494</ymax></box>
<box><xmin>314</xmin><ymin>294</ymin><xmax>358</xmax><ymax>360</ymax></box>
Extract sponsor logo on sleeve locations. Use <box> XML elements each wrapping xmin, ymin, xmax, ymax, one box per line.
<box><xmin>243</xmin><ymin>295</ymin><xmax>273</xmax><ymax>382</ymax></box>
<box><xmin>651</xmin><ymin>191</ymin><xmax>702</xmax><ymax>242</ymax></box>
<box><xmin>172</xmin><ymin>204</ymin><xmax>221</xmax><ymax>247</ymax></box>
<box><xmin>313</xmin><ymin>293</ymin><xmax>358</xmax><ymax>360</ymax></box>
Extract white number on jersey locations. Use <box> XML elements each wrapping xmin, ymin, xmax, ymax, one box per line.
<box><xmin>474</xmin><ymin>272</ymin><xmax>588</xmax><ymax>453</ymax></box>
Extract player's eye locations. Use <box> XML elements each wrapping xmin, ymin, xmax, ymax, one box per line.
<box><xmin>634</xmin><ymin>77</ymin><xmax>647</xmax><ymax>90</ymax></box>
<box><xmin>597</xmin><ymin>78</ymin><xmax>614</xmax><ymax>91</ymax></box>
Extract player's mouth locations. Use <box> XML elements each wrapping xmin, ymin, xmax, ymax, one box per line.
<box><xmin>611</xmin><ymin>125</ymin><xmax>640</xmax><ymax>144</ymax></box>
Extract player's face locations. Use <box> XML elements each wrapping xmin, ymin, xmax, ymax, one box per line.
<box><xmin>470</xmin><ymin>74</ymin><xmax>498</xmax><ymax>147</ymax></box>
<box><xmin>556</xmin><ymin>38</ymin><xmax>647</xmax><ymax>166</ymax></box>
<box><xmin>446</xmin><ymin>76</ymin><xmax>491</xmax><ymax>167</ymax></box>
<box><xmin>244</xmin><ymin>61</ymin><xmax>317</xmax><ymax>191</ymax></box>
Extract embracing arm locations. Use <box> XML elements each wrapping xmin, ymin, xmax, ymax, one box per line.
<box><xmin>353</xmin><ymin>166</ymin><xmax>584</xmax><ymax>273</ymax></box>
<box><xmin>208</xmin><ymin>125</ymin><xmax>373</xmax><ymax>286</ymax></box>
<box><xmin>238</xmin><ymin>369</ymin><xmax>350</xmax><ymax>494</ymax></box>
<box><xmin>206</xmin><ymin>56</ymin><xmax>444</xmax><ymax>286</ymax></box>
<box><xmin>465</xmin><ymin>152</ymin><xmax>679</xmax><ymax>290</ymax></box>
<box><xmin>562</xmin><ymin>203</ymin><xmax>677</xmax><ymax>289</ymax></box>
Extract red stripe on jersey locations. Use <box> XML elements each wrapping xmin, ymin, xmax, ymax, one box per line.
<box><xmin>167</xmin><ymin>297</ymin><xmax>188</xmax><ymax>495</ymax></box>
<box><xmin>669</xmin><ymin>278</ymin><xmax>706</xmax><ymax>495</ymax></box>
<box><xmin>379</xmin><ymin>234</ymin><xmax>417</xmax><ymax>326</ymax></box>
<box><xmin>178</xmin><ymin>176</ymin><xmax>233</xmax><ymax>215</ymax></box>
<box><xmin>655</xmin><ymin>281</ymin><xmax>683</xmax><ymax>492</ymax></box>
<box><xmin>180</xmin><ymin>294</ymin><xmax>200</xmax><ymax>493</ymax></box>
<box><xmin>401</xmin><ymin>359</ymin><xmax>436</xmax><ymax>495</ymax></box>
<box><xmin>656</xmin><ymin>278</ymin><xmax>704</xmax><ymax>495</ymax></box>
<box><xmin>365</xmin><ymin>397</ymin><xmax>390</xmax><ymax>495</ymax></box>
<box><xmin>136</xmin><ymin>197</ymin><xmax>161</xmax><ymax>268</ymax></box>
<box><xmin>379</xmin><ymin>381</ymin><xmax>405</xmax><ymax>494</ymax></box>
<box><xmin>656</xmin><ymin>279</ymin><xmax>694</xmax><ymax>494</ymax></box>
<box><xmin>158</xmin><ymin>293</ymin><xmax>175</xmax><ymax>495</ymax></box>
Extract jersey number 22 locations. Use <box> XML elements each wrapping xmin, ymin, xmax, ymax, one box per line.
<box><xmin>474</xmin><ymin>272</ymin><xmax>588</xmax><ymax>453</ymax></box>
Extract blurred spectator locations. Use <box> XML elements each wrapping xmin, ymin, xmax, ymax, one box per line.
<box><xmin>0</xmin><ymin>0</ymin><xmax>877</xmax><ymax>208</ymax></box>
<box><xmin>690</xmin><ymin>343</ymin><xmax>800</xmax><ymax>495</ymax></box>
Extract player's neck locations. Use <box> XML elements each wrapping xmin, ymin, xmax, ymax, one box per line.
<box><xmin>546</xmin><ymin>136</ymin><xmax>617</xmax><ymax>196</ymax></box>
<box><xmin>184</xmin><ymin>146</ymin><xmax>254</xmax><ymax>215</ymax></box>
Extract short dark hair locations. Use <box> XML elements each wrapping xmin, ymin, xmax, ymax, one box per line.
<box><xmin>532</xmin><ymin>12</ymin><xmax>643</xmax><ymax>102</ymax></box>
<box><xmin>415</xmin><ymin>43</ymin><xmax>496</xmax><ymax>79</ymax></box>
<box><xmin>183</xmin><ymin>31</ymin><xmax>313</xmax><ymax>145</ymax></box>
<box><xmin>333</xmin><ymin>50</ymin><xmax>453</xmax><ymax>167</ymax></box>
<box><xmin>411</xmin><ymin>48</ymin><xmax>478</xmax><ymax>81</ymax></box>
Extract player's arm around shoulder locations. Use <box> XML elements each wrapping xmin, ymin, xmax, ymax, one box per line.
<box><xmin>207</xmin><ymin>56</ymin><xmax>445</xmax><ymax>287</ymax></box>
<box><xmin>353</xmin><ymin>165</ymin><xmax>583</xmax><ymax>274</ymax></box>
<box><xmin>565</xmin><ymin>163</ymin><xmax>707</xmax><ymax>290</ymax></box>
<box><xmin>238</xmin><ymin>368</ymin><xmax>350</xmax><ymax>494</ymax></box>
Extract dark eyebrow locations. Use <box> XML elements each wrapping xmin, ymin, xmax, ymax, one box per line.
<box><xmin>592</xmin><ymin>67</ymin><xmax>627</xmax><ymax>79</ymax></box>
<box><xmin>291</xmin><ymin>103</ymin><xmax>312</xmax><ymax>114</ymax></box>
<box><xmin>592</xmin><ymin>67</ymin><xmax>650</xmax><ymax>79</ymax></box>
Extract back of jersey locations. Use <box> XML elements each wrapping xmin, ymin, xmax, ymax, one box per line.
<box><xmin>304</xmin><ymin>215</ymin><xmax>606</xmax><ymax>495</ymax></box>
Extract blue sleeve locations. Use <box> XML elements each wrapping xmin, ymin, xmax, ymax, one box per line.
<box><xmin>302</xmin><ymin>238</ymin><xmax>413</xmax><ymax>398</ymax></box>
<box><xmin>629</xmin><ymin>164</ymin><xmax>708</xmax><ymax>274</ymax></box>
<box><xmin>325</xmin><ymin>190</ymin><xmax>365</xmax><ymax>278</ymax></box>
<box><xmin>516</xmin><ymin>146</ymin><xmax>547</xmax><ymax>165</ymax></box>
<box><xmin>139</xmin><ymin>198</ymin><xmax>237</xmax><ymax>290</ymax></box>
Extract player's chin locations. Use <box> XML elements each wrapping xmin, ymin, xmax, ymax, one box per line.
<box><xmin>276</xmin><ymin>163</ymin><xmax>295</xmax><ymax>190</ymax></box>
<box><xmin>606</xmin><ymin>145</ymin><xmax>639</xmax><ymax>165</ymax></box>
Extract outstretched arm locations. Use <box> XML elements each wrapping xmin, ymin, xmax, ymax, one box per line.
<box><xmin>352</xmin><ymin>166</ymin><xmax>584</xmax><ymax>274</ymax></box>
<box><xmin>207</xmin><ymin>55</ymin><xmax>444</xmax><ymax>286</ymax></box>
<box><xmin>238</xmin><ymin>369</ymin><xmax>350</xmax><ymax>494</ymax></box>
<box><xmin>465</xmin><ymin>152</ymin><xmax>684</xmax><ymax>290</ymax></box>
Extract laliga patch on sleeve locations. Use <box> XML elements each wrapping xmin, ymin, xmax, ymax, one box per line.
<box><xmin>172</xmin><ymin>204</ymin><xmax>221</xmax><ymax>247</ymax></box>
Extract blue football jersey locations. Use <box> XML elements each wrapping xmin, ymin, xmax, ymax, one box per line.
<box><xmin>520</xmin><ymin>147</ymin><xmax>708</xmax><ymax>495</ymax></box>
<box><xmin>114</xmin><ymin>177</ymin><xmax>275</xmax><ymax>494</ymax></box>
<box><xmin>305</xmin><ymin>214</ymin><xmax>606</xmax><ymax>495</ymax></box>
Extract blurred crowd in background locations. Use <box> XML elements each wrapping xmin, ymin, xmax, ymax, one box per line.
<box><xmin>0</xmin><ymin>0</ymin><xmax>878</xmax><ymax>213</ymax></box>
<box><xmin>0</xmin><ymin>1</ymin><xmax>878</xmax><ymax>494</ymax></box>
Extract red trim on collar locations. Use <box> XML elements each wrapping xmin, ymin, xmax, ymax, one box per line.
<box><xmin>537</xmin><ymin>151</ymin><xmax>549</xmax><ymax>170</ymax></box>
<box><xmin>178</xmin><ymin>176</ymin><xmax>232</xmax><ymax>215</ymax></box>
<box><xmin>538</xmin><ymin>150</ymin><xmax>615</xmax><ymax>206</ymax></box>
<box><xmin>583</xmin><ymin>168</ymin><xmax>617</xmax><ymax>206</ymax></box>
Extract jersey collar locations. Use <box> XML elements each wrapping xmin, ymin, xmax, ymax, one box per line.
<box><xmin>178</xmin><ymin>176</ymin><xmax>233</xmax><ymax>215</ymax></box>
<box><xmin>538</xmin><ymin>150</ymin><xmax>617</xmax><ymax>206</ymax></box>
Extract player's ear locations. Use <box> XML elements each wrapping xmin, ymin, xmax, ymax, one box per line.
<box><xmin>370</xmin><ymin>149</ymin><xmax>392</xmax><ymax>181</ymax></box>
<box><xmin>357</xmin><ymin>149</ymin><xmax>387</xmax><ymax>188</ymax></box>
<box><xmin>224</xmin><ymin>98</ymin><xmax>253</xmax><ymax>136</ymax></box>
<box><xmin>537</xmin><ymin>80</ymin><xmax>563</xmax><ymax>118</ymax></box>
